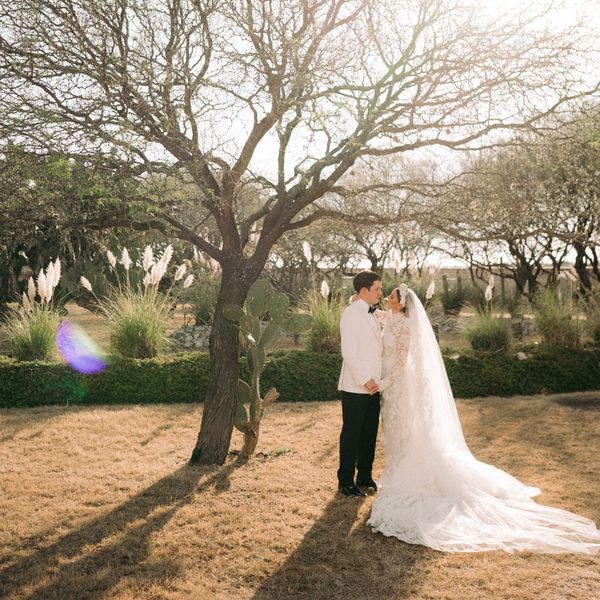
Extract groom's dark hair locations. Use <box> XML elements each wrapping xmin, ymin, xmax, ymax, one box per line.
<box><xmin>353</xmin><ymin>270</ymin><xmax>381</xmax><ymax>293</ymax></box>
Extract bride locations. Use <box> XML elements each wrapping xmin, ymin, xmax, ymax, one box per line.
<box><xmin>367</xmin><ymin>283</ymin><xmax>600</xmax><ymax>553</ymax></box>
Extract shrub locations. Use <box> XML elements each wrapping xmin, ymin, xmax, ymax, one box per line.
<box><xmin>465</xmin><ymin>313</ymin><xmax>512</xmax><ymax>353</ymax></box>
<box><xmin>2</xmin><ymin>346</ymin><xmax>600</xmax><ymax>408</ymax></box>
<box><xmin>260</xmin><ymin>350</ymin><xmax>342</xmax><ymax>401</ymax></box>
<box><xmin>444</xmin><ymin>346</ymin><xmax>600</xmax><ymax>398</ymax></box>
<box><xmin>304</xmin><ymin>292</ymin><xmax>348</xmax><ymax>352</ymax></box>
<box><xmin>303</xmin><ymin>290</ymin><xmax>344</xmax><ymax>353</ymax></box>
<box><xmin>381</xmin><ymin>274</ymin><xmax>399</xmax><ymax>297</ymax></box>
<box><xmin>505</xmin><ymin>290</ymin><xmax>525</xmax><ymax>318</ymax></box>
<box><xmin>580</xmin><ymin>288</ymin><xmax>600</xmax><ymax>344</ymax></box>
<box><xmin>184</xmin><ymin>271</ymin><xmax>220</xmax><ymax>325</ymax></box>
<box><xmin>413</xmin><ymin>280</ymin><xmax>433</xmax><ymax>307</ymax></box>
<box><xmin>0</xmin><ymin>258</ymin><xmax>62</xmax><ymax>361</ymax></box>
<box><xmin>463</xmin><ymin>282</ymin><xmax>487</xmax><ymax>312</ymax></box>
<box><xmin>84</xmin><ymin>352</ymin><xmax>211</xmax><ymax>405</ymax></box>
<box><xmin>532</xmin><ymin>287</ymin><xmax>580</xmax><ymax>348</ymax></box>
<box><xmin>589</xmin><ymin>311</ymin><xmax>600</xmax><ymax>344</ymax></box>
<box><xmin>81</xmin><ymin>246</ymin><xmax>194</xmax><ymax>359</ymax></box>
<box><xmin>0</xmin><ymin>352</ymin><xmax>211</xmax><ymax>407</ymax></box>
<box><xmin>441</xmin><ymin>278</ymin><xmax>466</xmax><ymax>316</ymax></box>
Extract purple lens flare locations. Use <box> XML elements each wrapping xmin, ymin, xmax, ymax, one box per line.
<box><xmin>56</xmin><ymin>320</ymin><xmax>108</xmax><ymax>374</ymax></box>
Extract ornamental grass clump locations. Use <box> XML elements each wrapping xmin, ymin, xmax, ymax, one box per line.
<box><xmin>579</xmin><ymin>288</ymin><xmax>600</xmax><ymax>345</ymax></box>
<box><xmin>102</xmin><ymin>288</ymin><xmax>172</xmax><ymax>359</ymax></box>
<box><xmin>304</xmin><ymin>285</ymin><xmax>344</xmax><ymax>353</ymax></box>
<box><xmin>533</xmin><ymin>287</ymin><xmax>580</xmax><ymax>348</ymax></box>
<box><xmin>441</xmin><ymin>275</ymin><xmax>466</xmax><ymax>316</ymax></box>
<box><xmin>80</xmin><ymin>245</ymin><xmax>194</xmax><ymax>359</ymax></box>
<box><xmin>0</xmin><ymin>259</ymin><xmax>62</xmax><ymax>361</ymax></box>
<box><xmin>466</xmin><ymin>276</ymin><xmax>512</xmax><ymax>353</ymax></box>
<box><xmin>466</xmin><ymin>313</ymin><xmax>513</xmax><ymax>353</ymax></box>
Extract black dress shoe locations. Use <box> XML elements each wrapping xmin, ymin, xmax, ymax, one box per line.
<box><xmin>338</xmin><ymin>485</ymin><xmax>366</xmax><ymax>497</ymax></box>
<box><xmin>356</xmin><ymin>478</ymin><xmax>378</xmax><ymax>491</ymax></box>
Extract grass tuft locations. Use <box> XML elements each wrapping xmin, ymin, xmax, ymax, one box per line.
<box><xmin>533</xmin><ymin>287</ymin><xmax>580</xmax><ymax>348</ymax></box>
<box><xmin>103</xmin><ymin>286</ymin><xmax>173</xmax><ymax>358</ymax></box>
<box><xmin>303</xmin><ymin>290</ymin><xmax>344</xmax><ymax>353</ymax></box>
<box><xmin>465</xmin><ymin>313</ymin><xmax>512</xmax><ymax>353</ymax></box>
<box><xmin>0</xmin><ymin>303</ymin><xmax>61</xmax><ymax>361</ymax></box>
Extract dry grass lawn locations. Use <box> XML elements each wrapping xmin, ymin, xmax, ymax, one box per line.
<box><xmin>0</xmin><ymin>392</ymin><xmax>599</xmax><ymax>600</ymax></box>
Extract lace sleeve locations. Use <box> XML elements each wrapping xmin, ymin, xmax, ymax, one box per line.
<box><xmin>380</xmin><ymin>314</ymin><xmax>410</xmax><ymax>391</ymax></box>
<box><xmin>374</xmin><ymin>309</ymin><xmax>390</xmax><ymax>325</ymax></box>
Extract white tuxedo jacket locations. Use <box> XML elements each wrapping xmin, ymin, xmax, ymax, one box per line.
<box><xmin>337</xmin><ymin>298</ymin><xmax>383</xmax><ymax>393</ymax></box>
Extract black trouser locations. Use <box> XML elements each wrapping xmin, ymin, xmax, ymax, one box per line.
<box><xmin>337</xmin><ymin>390</ymin><xmax>380</xmax><ymax>487</ymax></box>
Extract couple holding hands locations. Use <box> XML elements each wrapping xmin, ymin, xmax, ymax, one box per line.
<box><xmin>335</xmin><ymin>270</ymin><xmax>600</xmax><ymax>553</ymax></box>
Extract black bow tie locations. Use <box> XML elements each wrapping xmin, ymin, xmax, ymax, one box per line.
<box><xmin>368</xmin><ymin>305</ymin><xmax>377</xmax><ymax>314</ymax></box>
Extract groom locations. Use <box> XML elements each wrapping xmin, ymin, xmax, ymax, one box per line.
<box><xmin>337</xmin><ymin>270</ymin><xmax>383</xmax><ymax>497</ymax></box>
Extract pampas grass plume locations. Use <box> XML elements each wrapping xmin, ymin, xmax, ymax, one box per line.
<box><xmin>174</xmin><ymin>264</ymin><xmax>187</xmax><ymax>281</ymax></box>
<box><xmin>107</xmin><ymin>250</ymin><xmax>117</xmax><ymax>269</ymax></box>
<box><xmin>121</xmin><ymin>248</ymin><xmax>132</xmax><ymax>270</ymax></box>
<box><xmin>80</xmin><ymin>276</ymin><xmax>93</xmax><ymax>292</ymax></box>
<box><xmin>143</xmin><ymin>246</ymin><xmax>154</xmax><ymax>271</ymax></box>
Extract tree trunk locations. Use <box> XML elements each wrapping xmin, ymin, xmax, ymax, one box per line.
<box><xmin>240</xmin><ymin>425</ymin><xmax>260</xmax><ymax>459</ymax></box>
<box><xmin>367</xmin><ymin>250</ymin><xmax>379</xmax><ymax>272</ymax></box>
<box><xmin>573</xmin><ymin>242</ymin><xmax>592</xmax><ymax>292</ymax></box>
<box><xmin>527</xmin><ymin>275</ymin><xmax>539</xmax><ymax>299</ymax></box>
<box><xmin>190</xmin><ymin>262</ymin><xmax>253</xmax><ymax>465</ymax></box>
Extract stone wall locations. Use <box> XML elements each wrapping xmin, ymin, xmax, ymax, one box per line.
<box><xmin>169</xmin><ymin>325</ymin><xmax>212</xmax><ymax>350</ymax></box>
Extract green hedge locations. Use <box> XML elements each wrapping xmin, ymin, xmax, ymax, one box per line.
<box><xmin>444</xmin><ymin>346</ymin><xmax>600</xmax><ymax>398</ymax></box>
<box><xmin>1</xmin><ymin>347</ymin><xmax>599</xmax><ymax>408</ymax></box>
<box><xmin>257</xmin><ymin>350</ymin><xmax>343</xmax><ymax>402</ymax></box>
<box><xmin>0</xmin><ymin>353</ymin><xmax>211</xmax><ymax>408</ymax></box>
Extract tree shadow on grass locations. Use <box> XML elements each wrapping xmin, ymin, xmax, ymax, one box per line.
<box><xmin>0</xmin><ymin>458</ymin><xmax>245</xmax><ymax>600</ymax></box>
<box><xmin>553</xmin><ymin>393</ymin><xmax>600</xmax><ymax>411</ymax></box>
<box><xmin>0</xmin><ymin>403</ymin><xmax>193</xmax><ymax>444</ymax></box>
<box><xmin>316</xmin><ymin>441</ymin><xmax>337</xmax><ymax>462</ymax></box>
<box><xmin>463</xmin><ymin>394</ymin><xmax>600</xmax><ymax>522</ymax></box>
<box><xmin>0</xmin><ymin>406</ymin><xmax>73</xmax><ymax>443</ymax></box>
<box><xmin>252</xmin><ymin>495</ymin><xmax>434</xmax><ymax>600</ymax></box>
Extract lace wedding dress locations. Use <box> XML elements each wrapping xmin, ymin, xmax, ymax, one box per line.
<box><xmin>366</xmin><ymin>290</ymin><xmax>600</xmax><ymax>553</ymax></box>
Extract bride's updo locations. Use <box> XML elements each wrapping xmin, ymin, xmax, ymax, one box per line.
<box><xmin>395</xmin><ymin>283</ymin><xmax>409</xmax><ymax>315</ymax></box>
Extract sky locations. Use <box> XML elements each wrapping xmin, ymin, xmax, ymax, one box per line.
<box><xmin>242</xmin><ymin>0</ymin><xmax>600</xmax><ymax>180</ymax></box>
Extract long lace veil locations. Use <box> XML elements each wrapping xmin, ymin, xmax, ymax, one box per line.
<box><xmin>403</xmin><ymin>288</ymin><xmax>471</xmax><ymax>455</ymax></box>
<box><xmin>384</xmin><ymin>288</ymin><xmax>540</xmax><ymax>500</ymax></box>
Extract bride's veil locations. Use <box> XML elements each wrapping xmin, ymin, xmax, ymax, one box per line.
<box><xmin>383</xmin><ymin>288</ymin><xmax>540</xmax><ymax>500</ymax></box>
<box><xmin>403</xmin><ymin>288</ymin><xmax>470</xmax><ymax>454</ymax></box>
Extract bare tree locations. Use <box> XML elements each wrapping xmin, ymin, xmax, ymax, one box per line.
<box><xmin>538</xmin><ymin>107</ymin><xmax>600</xmax><ymax>290</ymax></box>
<box><xmin>1</xmin><ymin>0</ymin><xmax>597</xmax><ymax>463</ymax></box>
<box><xmin>434</xmin><ymin>104</ymin><xmax>600</xmax><ymax>298</ymax></box>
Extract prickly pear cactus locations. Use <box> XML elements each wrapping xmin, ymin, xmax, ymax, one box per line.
<box><xmin>223</xmin><ymin>279</ymin><xmax>311</xmax><ymax>458</ymax></box>
<box><xmin>64</xmin><ymin>257</ymin><xmax>110</xmax><ymax>312</ymax></box>
<box><xmin>64</xmin><ymin>249</ymin><xmax>144</xmax><ymax>312</ymax></box>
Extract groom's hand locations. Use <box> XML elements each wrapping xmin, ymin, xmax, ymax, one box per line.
<box><xmin>365</xmin><ymin>378</ymin><xmax>380</xmax><ymax>395</ymax></box>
